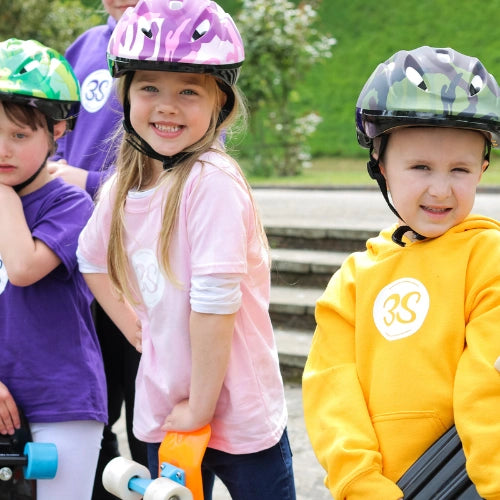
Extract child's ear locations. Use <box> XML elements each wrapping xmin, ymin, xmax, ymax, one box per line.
<box><xmin>53</xmin><ymin>120</ymin><xmax>67</xmax><ymax>141</ymax></box>
<box><xmin>478</xmin><ymin>158</ymin><xmax>489</xmax><ymax>181</ymax></box>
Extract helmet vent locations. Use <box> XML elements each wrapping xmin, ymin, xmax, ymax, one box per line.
<box><xmin>193</xmin><ymin>20</ymin><xmax>210</xmax><ymax>41</ymax></box>
<box><xmin>169</xmin><ymin>1</ymin><xmax>183</xmax><ymax>10</ymax></box>
<box><xmin>405</xmin><ymin>66</ymin><xmax>427</xmax><ymax>91</ymax></box>
<box><xmin>21</xmin><ymin>60</ymin><xmax>38</xmax><ymax>74</ymax></box>
<box><xmin>436</xmin><ymin>51</ymin><xmax>451</xmax><ymax>64</ymax></box>
<box><xmin>142</xmin><ymin>27</ymin><xmax>153</xmax><ymax>39</ymax></box>
<box><xmin>469</xmin><ymin>74</ymin><xmax>483</xmax><ymax>96</ymax></box>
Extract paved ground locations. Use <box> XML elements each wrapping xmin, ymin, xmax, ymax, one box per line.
<box><xmin>113</xmin><ymin>187</ymin><xmax>500</xmax><ymax>499</ymax></box>
<box><xmin>253</xmin><ymin>186</ymin><xmax>500</xmax><ymax>230</ymax></box>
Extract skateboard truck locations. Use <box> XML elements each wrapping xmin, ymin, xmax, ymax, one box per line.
<box><xmin>103</xmin><ymin>424</ymin><xmax>211</xmax><ymax>500</ymax></box>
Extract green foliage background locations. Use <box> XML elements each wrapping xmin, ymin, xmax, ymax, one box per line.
<box><xmin>217</xmin><ymin>0</ymin><xmax>500</xmax><ymax>159</ymax></box>
<box><xmin>306</xmin><ymin>1</ymin><xmax>500</xmax><ymax>158</ymax></box>
<box><xmin>2</xmin><ymin>0</ymin><xmax>500</xmax><ymax>161</ymax></box>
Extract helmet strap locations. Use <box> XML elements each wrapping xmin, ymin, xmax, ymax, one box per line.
<box><xmin>368</xmin><ymin>135</ymin><xmax>425</xmax><ymax>247</ymax></box>
<box><xmin>122</xmin><ymin>118</ymin><xmax>193</xmax><ymax>171</ymax></box>
<box><xmin>215</xmin><ymin>80</ymin><xmax>234</xmax><ymax>127</ymax></box>
<box><xmin>13</xmin><ymin>151</ymin><xmax>49</xmax><ymax>193</ymax></box>
<box><xmin>13</xmin><ymin>115</ymin><xmax>55</xmax><ymax>193</ymax></box>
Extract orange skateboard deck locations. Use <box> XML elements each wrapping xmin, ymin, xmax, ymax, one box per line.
<box><xmin>158</xmin><ymin>424</ymin><xmax>211</xmax><ymax>500</ymax></box>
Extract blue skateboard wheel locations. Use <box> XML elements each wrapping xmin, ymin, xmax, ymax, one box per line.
<box><xmin>23</xmin><ymin>442</ymin><xmax>58</xmax><ymax>479</ymax></box>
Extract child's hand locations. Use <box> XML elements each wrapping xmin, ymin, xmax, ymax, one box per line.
<box><xmin>0</xmin><ymin>381</ymin><xmax>20</xmax><ymax>435</ymax></box>
<box><xmin>161</xmin><ymin>399</ymin><xmax>209</xmax><ymax>433</ymax></box>
<box><xmin>47</xmin><ymin>159</ymin><xmax>88</xmax><ymax>190</ymax></box>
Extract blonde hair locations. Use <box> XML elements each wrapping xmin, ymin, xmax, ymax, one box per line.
<box><xmin>106</xmin><ymin>71</ymin><xmax>268</xmax><ymax>304</ymax></box>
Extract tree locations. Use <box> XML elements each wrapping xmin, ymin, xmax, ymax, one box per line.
<box><xmin>0</xmin><ymin>0</ymin><xmax>104</xmax><ymax>54</ymax></box>
<box><xmin>235</xmin><ymin>0</ymin><xmax>335</xmax><ymax>176</ymax></box>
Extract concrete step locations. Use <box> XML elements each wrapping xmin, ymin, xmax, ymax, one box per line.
<box><xmin>270</xmin><ymin>285</ymin><xmax>321</xmax><ymax>332</ymax></box>
<box><xmin>266</xmin><ymin>224</ymin><xmax>376</xmax><ymax>252</ymax></box>
<box><xmin>275</xmin><ymin>327</ymin><xmax>313</xmax><ymax>367</ymax></box>
<box><xmin>271</xmin><ymin>247</ymin><xmax>348</xmax><ymax>288</ymax></box>
<box><xmin>274</xmin><ymin>327</ymin><xmax>313</xmax><ymax>383</ymax></box>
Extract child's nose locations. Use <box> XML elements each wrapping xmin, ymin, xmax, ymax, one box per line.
<box><xmin>0</xmin><ymin>138</ymin><xmax>12</xmax><ymax>158</ymax></box>
<box><xmin>428</xmin><ymin>173</ymin><xmax>452</xmax><ymax>198</ymax></box>
<box><xmin>157</xmin><ymin>98</ymin><xmax>179</xmax><ymax>114</ymax></box>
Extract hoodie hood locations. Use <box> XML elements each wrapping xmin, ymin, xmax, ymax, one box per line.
<box><xmin>366</xmin><ymin>214</ymin><xmax>500</xmax><ymax>258</ymax></box>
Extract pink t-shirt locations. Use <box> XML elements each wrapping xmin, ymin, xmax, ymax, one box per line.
<box><xmin>77</xmin><ymin>151</ymin><xmax>287</xmax><ymax>453</ymax></box>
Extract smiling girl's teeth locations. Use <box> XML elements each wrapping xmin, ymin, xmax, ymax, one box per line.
<box><xmin>425</xmin><ymin>206</ymin><xmax>447</xmax><ymax>213</ymax></box>
<box><xmin>155</xmin><ymin>124</ymin><xmax>180</xmax><ymax>133</ymax></box>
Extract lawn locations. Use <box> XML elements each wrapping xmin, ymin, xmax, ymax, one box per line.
<box><xmin>245</xmin><ymin>156</ymin><xmax>500</xmax><ymax>187</ymax></box>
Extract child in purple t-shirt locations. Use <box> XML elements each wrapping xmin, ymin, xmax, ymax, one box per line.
<box><xmin>0</xmin><ymin>39</ymin><xmax>107</xmax><ymax>499</ymax></box>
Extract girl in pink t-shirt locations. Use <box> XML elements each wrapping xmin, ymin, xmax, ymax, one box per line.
<box><xmin>77</xmin><ymin>1</ymin><xmax>296</xmax><ymax>498</ymax></box>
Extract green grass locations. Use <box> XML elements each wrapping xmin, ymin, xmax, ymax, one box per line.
<box><xmin>221</xmin><ymin>0</ymin><xmax>500</xmax><ymax>159</ymax></box>
<box><xmin>245</xmin><ymin>156</ymin><xmax>500</xmax><ymax>187</ymax></box>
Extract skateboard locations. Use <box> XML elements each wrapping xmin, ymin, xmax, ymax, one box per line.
<box><xmin>397</xmin><ymin>425</ymin><xmax>481</xmax><ymax>499</ymax></box>
<box><xmin>0</xmin><ymin>412</ymin><xmax>58</xmax><ymax>500</ymax></box>
<box><xmin>103</xmin><ymin>424</ymin><xmax>211</xmax><ymax>500</ymax></box>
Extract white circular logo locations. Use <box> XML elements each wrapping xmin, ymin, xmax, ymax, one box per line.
<box><xmin>80</xmin><ymin>69</ymin><xmax>113</xmax><ymax>113</ymax></box>
<box><xmin>131</xmin><ymin>249</ymin><xmax>165</xmax><ymax>308</ymax></box>
<box><xmin>373</xmin><ymin>278</ymin><xmax>429</xmax><ymax>341</ymax></box>
<box><xmin>0</xmin><ymin>257</ymin><xmax>8</xmax><ymax>294</ymax></box>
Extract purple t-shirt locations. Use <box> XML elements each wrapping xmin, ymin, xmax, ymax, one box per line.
<box><xmin>0</xmin><ymin>178</ymin><xmax>107</xmax><ymax>423</ymax></box>
<box><xmin>53</xmin><ymin>16</ymin><xmax>122</xmax><ymax>198</ymax></box>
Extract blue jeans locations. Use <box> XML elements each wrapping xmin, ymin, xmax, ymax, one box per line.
<box><xmin>147</xmin><ymin>428</ymin><xmax>296</xmax><ymax>500</ymax></box>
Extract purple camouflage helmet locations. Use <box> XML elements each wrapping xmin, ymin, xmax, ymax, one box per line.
<box><xmin>107</xmin><ymin>0</ymin><xmax>244</xmax><ymax>88</ymax></box>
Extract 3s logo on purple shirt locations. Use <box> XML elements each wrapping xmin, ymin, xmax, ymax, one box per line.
<box><xmin>80</xmin><ymin>69</ymin><xmax>113</xmax><ymax>113</ymax></box>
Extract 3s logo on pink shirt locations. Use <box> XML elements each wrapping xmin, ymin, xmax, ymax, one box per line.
<box><xmin>373</xmin><ymin>278</ymin><xmax>429</xmax><ymax>341</ymax></box>
<box><xmin>131</xmin><ymin>248</ymin><xmax>165</xmax><ymax>308</ymax></box>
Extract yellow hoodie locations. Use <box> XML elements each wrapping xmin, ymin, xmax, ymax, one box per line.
<box><xmin>303</xmin><ymin>215</ymin><xmax>500</xmax><ymax>500</ymax></box>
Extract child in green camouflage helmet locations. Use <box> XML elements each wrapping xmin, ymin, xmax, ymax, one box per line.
<box><xmin>0</xmin><ymin>38</ymin><xmax>107</xmax><ymax>500</ymax></box>
<box><xmin>303</xmin><ymin>46</ymin><xmax>500</xmax><ymax>499</ymax></box>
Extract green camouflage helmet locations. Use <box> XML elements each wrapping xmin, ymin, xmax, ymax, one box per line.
<box><xmin>356</xmin><ymin>46</ymin><xmax>500</xmax><ymax>148</ymax></box>
<box><xmin>0</xmin><ymin>38</ymin><xmax>80</xmax><ymax>121</ymax></box>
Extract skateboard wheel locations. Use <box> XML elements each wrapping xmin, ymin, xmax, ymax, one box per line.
<box><xmin>144</xmin><ymin>477</ymin><xmax>193</xmax><ymax>500</ymax></box>
<box><xmin>23</xmin><ymin>442</ymin><xmax>58</xmax><ymax>479</ymax></box>
<box><xmin>103</xmin><ymin>456</ymin><xmax>151</xmax><ymax>500</ymax></box>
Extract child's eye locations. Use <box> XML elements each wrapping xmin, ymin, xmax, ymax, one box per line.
<box><xmin>14</xmin><ymin>132</ymin><xmax>27</xmax><ymax>139</ymax></box>
<box><xmin>142</xmin><ymin>85</ymin><xmax>158</xmax><ymax>92</ymax></box>
<box><xmin>181</xmin><ymin>89</ymin><xmax>197</xmax><ymax>96</ymax></box>
<box><xmin>412</xmin><ymin>164</ymin><xmax>429</xmax><ymax>170</ymax></box>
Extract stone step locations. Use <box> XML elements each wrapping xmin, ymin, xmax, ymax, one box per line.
<box><xmin>274</xmin><ymin>327</ymin><xmax>313</xmax><ymax>367</ymax></box>
<box><xmin>274</xmin><ymin>327</ymin><xmax>313</xmax><ymax>383</ymax></box>
<box><xmin>266</xmin><ymin>225</ymin><xmax>376</xmax><ymax>252</ymax></box>
<box><xmin>271</xmin><ymin>247</ymin><xmax>348</xmax><ymax>288</ymax></box>
<box><xmin>270</xmin><ymin>285</ymin><xmax>321</xmax><ymax>332</ymax></box>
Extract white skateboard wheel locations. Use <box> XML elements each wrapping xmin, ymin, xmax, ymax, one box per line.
<box><xmin>102</xmin><ymin>456</ymin><xmax>151</xmax><ymax>500</ymax></box>
<box><xmin>144</xmin><ymin>477</ymin><xmax>193</xmax><ymax>500</ymax></box>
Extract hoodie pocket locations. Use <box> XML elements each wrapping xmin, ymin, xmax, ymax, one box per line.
<box><xmin>372</xmin><ymin>411</ymin><xmax>449</xmax><ymax>482</ymax></box>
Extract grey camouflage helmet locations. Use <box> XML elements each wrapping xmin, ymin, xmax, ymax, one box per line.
<box><xmin>356</xmin><ymin>46</ymin><xmax>500</xmax><ymax>148</ymax></box>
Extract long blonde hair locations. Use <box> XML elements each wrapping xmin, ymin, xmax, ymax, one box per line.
<box><xmin>106</xmin><ymin>71</ymin><xmax>268</xmax><ymax>304</ymax></box>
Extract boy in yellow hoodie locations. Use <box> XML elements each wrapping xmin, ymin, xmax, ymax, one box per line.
<box><xmin>303</xmin><ymin>45</ymin><xmax>500</xmax><ymax>500</ymax></box>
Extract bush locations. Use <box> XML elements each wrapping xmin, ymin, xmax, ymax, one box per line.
<box><xmin>0</xmin><ymin>0</ymin><xmax>104</xmax><ymax>54</ymax></box>
<box><xmin>235</xmin><ymin>0</ymin><xmax>335</xmax><ymax>176</ymax></box>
